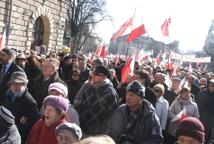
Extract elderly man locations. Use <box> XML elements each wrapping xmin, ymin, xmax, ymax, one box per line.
<box><xmin>108</xmin><ymin>80</ymin><xmax>163</xmax><ymax>144</ymax></box>
<box><xmin>3</xmin><ymin>71</ymin><xmax>39</xmax><ymax>142</ymax></box>
<box><xmin>30</xmin><ymin>58</ymin><xmax>65</xmax><ymax>109</ymax></box>
<box><xmin>0</xmin><ymin>48</ymin><xmax>24</xmax><ymax>104</ymax></box>
<box><xmin>74</xmin><ymin>65</ymin><xmax>118</xmax><ymax>136</ymax></box>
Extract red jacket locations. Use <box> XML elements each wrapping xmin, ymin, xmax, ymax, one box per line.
<box><xmin>25</xmin><ymin>118</ymin><xmax>66</xmax><ymax>144</ymax></box>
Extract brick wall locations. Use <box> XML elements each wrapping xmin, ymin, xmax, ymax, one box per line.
<box><xmin>0</xmin><ymin>0</ymin><xmax>68</xmax><ymax>53</ymax></box>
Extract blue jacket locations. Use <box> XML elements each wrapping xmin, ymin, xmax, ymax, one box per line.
<box><xmin>108</xmin><ymin>100</ymin><xmax>163</xmax><ymax>144</ymax></box>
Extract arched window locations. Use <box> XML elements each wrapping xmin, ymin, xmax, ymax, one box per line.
<box><xmin>33</xmin><ymin>17</ymin><xmax>44</xmax><ymax>46</ymax></box>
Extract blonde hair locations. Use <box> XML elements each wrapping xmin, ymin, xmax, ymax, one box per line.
<box><xmin>45</xmin><ymin>58</ymin><xmax>60</xmax><ymax>71</ymax></box>
<box><xmin>153</xmin><ymin>84</ymin><xmax>165</xmax><ymax>95</ymax></box>
<box><xmin>78</xmin><ymin>135</ymin><xmax>115</xmax><ymax>144</ymax></box>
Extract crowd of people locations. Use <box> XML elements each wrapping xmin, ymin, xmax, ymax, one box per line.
<box><xmin>0</xmin><ymin>47</ymin><xmax>214</xmax><ymax>144</ymax></box>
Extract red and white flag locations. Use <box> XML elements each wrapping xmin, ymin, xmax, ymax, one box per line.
<box><xmin>126</xmin><ymin>24</ymin><xmax>146</xmax><ymax>43</ymax></box>
<box><xmin>121</xmin><ymin>56</ymin><xmax>135</xmax><ymax>83</ymax></box>
<box><xmin>161</xmin><ymin>18</ymin><xmax>171</xmax><ymax>37</ymax></box>
<box><xmin>0</xmin><ymin>30</ymin><xmax>6</xmax><ymax>50</ymax></box>
<box><xmin>100</xmin><ymin>45</ymin><xmax>108</xmax><ymax>58</ymax></box>
<box><xmin>111</xmin><ymin>17</ymin><xmax>133</xmax><ymax>40</ymax></box>
<box><xmin>171</xmin><ymin>108</ymin><xmax>187</xmax><ymax>123</ymax></box>
<box><xmin>188</xmin><ymin>62</ymin><xmax>193</xmax><ymax>73</ymax></box>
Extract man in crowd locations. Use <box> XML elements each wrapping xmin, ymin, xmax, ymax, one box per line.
<box><xmin>108</xmin><ymin>80</ymin><xmax>163</xmax><ymax>143</ymax></box>
<box><xmin>74</xmin><ymin>65</ymin><xmax>119</xmax><ymax>136</ymax></box>
<box><xmin>30</xmin><ymin>58</ymin><xmax>65</xmax><ymax>109</ymax></box>
<box><xmin>0</xmin><ymin>48</ymin><xmax>24</xmax><ymax>104</ymax></box>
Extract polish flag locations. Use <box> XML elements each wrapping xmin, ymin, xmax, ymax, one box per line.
<box><xmin>100</xmin><ymin>45</ymin><xmax>108</xmax><ymax>58</ymax></box>
<box><xmin>0</xmin><ymin>31</ymin><xmax>6</xmax><ymax>50</ymax></box>
<box><xmin>171</xmin><ymin>108</ymin><xmax>187</xmax><ymax>124</ymax></box>
<box><xmin>121</xmin><ymin>56</ymin><xmax>135</xmax><ymax>83</ymax></box>
<box><xmin>126</xmin><ymin>24</ymin><xmax>147</xmax><ymax>43</ymax></box>
<box><xmin>111</xmin><ymin>17</ymin><xmax>133</xmax><ymax>40</ymax></box>
<box><xmin>161</xmin><ymin>18</ymin><xmax>171</xmax><ymax>37</ymax></box>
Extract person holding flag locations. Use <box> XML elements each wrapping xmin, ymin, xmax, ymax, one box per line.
<box><xmin>168</xmin><ymin>86</ymin><xmax>199</xmax><ymax>137</ymax></box>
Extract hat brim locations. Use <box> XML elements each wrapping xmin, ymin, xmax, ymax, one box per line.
<box><xmin>7</xmin><ymin>79</ymin><xmax>28</xmax><ymax>85</ymax></box>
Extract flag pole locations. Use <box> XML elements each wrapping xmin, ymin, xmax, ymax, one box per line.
<box><xmin>126</xmin><ymin>6</ymin><xmax>137</xmax><ymax>57</ymax></box>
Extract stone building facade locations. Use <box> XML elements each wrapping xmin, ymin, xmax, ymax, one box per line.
<box><xmin>0</xmin><ymin>0</ymin><xmax>68</xmax><ymax>53</ymax></box>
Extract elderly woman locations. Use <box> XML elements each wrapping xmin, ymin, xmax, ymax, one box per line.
<box><xmin>30</xmin><ymin>58</ymin><xmax>65</xmax><ymax>109</ymax></box>
<box><xmin>3</xmin><ymin>71</ymin><xmax>39</xmax><ymax>142</ymax></box>
<box><xmin>168</xmin><ymin>86</ymin><xmax>199</xmax><ymax>136</ymax></box>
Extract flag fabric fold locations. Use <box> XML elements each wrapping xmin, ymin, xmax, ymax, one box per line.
<box><xmin>121</xmin><ymin>56</ymin><xmax>135</xmax><ymax>83</ymax></box>
<box><xmin>111</xmin><ymin>17</ymin><xmax>133</xmax><ymax>40</ymax></box>
<box><xmin>171</xmin><ymin>108</ymin><xmax>187</xmax><ymax>123</ymax></box>
<box><xmin>126</xmin><ymin>24</ymin><xmax>146</xmax><ymax>43</ymax></box>
<box><xmin>161</xmin><ymin>18</ymin><xmax>171</xmax><ymax>37</ymax></box>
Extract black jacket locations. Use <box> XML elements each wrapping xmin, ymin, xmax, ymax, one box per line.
<box><xmin>0</xmin><ymin>62</ymin><xmax>24</xmax><ymax>104</ymax></box>
<box><xmin>30</xmin><ymin>72</ymin><xmax>65</xmax><ymax>109</ymax></box>
<box><xmin>3</xmin><ymin>89</ymin><xmax>40</xmax><ymax>142</ymax></box>
<box><xmin>108</xmin><ymin>100</ymin><xmax>164</xmax><ymax>144</ymax></box>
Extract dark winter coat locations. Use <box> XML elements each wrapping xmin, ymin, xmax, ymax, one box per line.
<box><xmin>198</xmin><ymin>89</ymin><xmax>214</xmax><ymax>130</ymax></box>
<box><xmin>107</xmin><ymin>100</ymin><xmax>164</xmax><ymax>144</ymax></box>
<box><xmin>3</xmin><ymin>89</ymin><xmax>40</xmax><ymax>142</ymax></box>
<box><xmin>79</xmin><ymin>67</ymin><xmax>90</xmax><ymax>83</ymax></box>
<box><xmin>24</xmin><ymin>63</ymin><xmax>41</xmax><ymax>91</ymax></box>
<box><xmin>0</xmin><ymin>62</ymin><xmax>24</xmax><ymax>104</ymax></box>
<box><xmin>30</xmin><ymin>72</ymin><xmax>65</xmax><ymax>109</ymax></box>
<box><xmin>0</xmin><ymin>106</ymin><xmax>21</xmax><ymax>144</ymax></box>
<box><xmin>74</xmin><ymin>79</ymin><xmax>119</xmax><ymax>135</ymax></box>
<box><xmin>66</xmin><ymin>79</ymin><xmax>82</xmax><ymax>104</ymax></box>
<box><xmin>145</xmin><ymin>87</ymin><xmax>157</xmax><ymax>108</ymax></box>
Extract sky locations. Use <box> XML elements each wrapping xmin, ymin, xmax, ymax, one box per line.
<box><xmin>95</xmin><ymin>0</ymin><xmax>214</xmax><ymax>52</ymax></box>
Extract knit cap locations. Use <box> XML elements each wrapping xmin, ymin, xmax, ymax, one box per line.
<box><xmin>56</xmin><ymin>122</ymin><xmax>82</xmax><ymax>140</ymax></box>
<box><xmin>43</xmin><ymin>95</ymin><xmax>69</xmax><ymax>113</ymax></box>
<box><xmin>126</xmin><ymin>80</ymin><xmax>145</xmax><ymax>98</ymax></box>
<box><xmin>176</xmin><ymin>117</ymin><xmax>205</xmax><ymax>143</ymax></box>
<box><xmin>48</xmin><ymin>82</ymin><xmax>68</xmax><ymax>97</ymax></box>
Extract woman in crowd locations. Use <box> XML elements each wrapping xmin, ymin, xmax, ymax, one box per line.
<box><xmin>25</xmin><ymin>95</ymin><xmax>69</xmax><ymax>144</ymax></box>
<box><xmin>168</xmin><ymin>86</ymin><xmax>200</xmax><ymax>136</ymax></box>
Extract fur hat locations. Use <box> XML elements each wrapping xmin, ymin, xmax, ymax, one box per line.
<box><xmin>93</xmin><ymin>65</ymin><xmax>110</xmax><ymax>77</ymax></box>
<box><xmin>7</xmin><ymin>71</ymin><xmax>28</xmax><ymax>85</ymax></box>
<box><xmin>126</xmin><ymin>80</ymin><xmax>145</xmax><ymax>98</ymax></box>
<box><xmin>56</xmin><ymin>122</ymin><xmax>82</xmax><ymax>140</ymax></box>
<box><xmin>176</xmin><ymin>117</ymin><xmax>205</xmax><ymax>143</ymax></box>
<box><xmin>48</xmin><ymin>82</ymin><xmax>68</xmax><ymax>98</ymax></box>
<box><xmin>43</xmin><ymin>95</ymin><xmax>69</xmax><ymax>113</ymax></box>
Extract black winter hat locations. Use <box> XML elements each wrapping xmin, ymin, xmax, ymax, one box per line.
<box><xmin>126</xmin><ymin>80</ymin><xmax>145</xmax><ymax>98</ymax></box>
<box><xmin>176</xmin><ymin>117</ymin><xmax>205</xmax><ymax>143</ymax></box>
<box><xmin>93</xmin><ymin>65</ymin><xmax>110</xmax><ymax>77</ymax></box>
<box><xmin>0</xmin><ymin>106</ymin><xmax>15</xmax><ymax>128</ymax></box>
